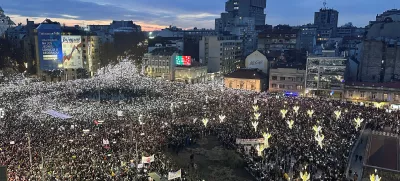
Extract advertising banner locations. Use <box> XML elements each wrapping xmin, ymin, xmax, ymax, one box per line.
<box><xmin>62</xmin><ymin>35</ymin><xmax>83</xmax><ymax>69</ymax></box>
<box><xmin>37</xmin><ymin>29</ymin><xmax>63</xmax><ymax>70</ymax></box>
<box><xmin>175</xmin><ymin>56</ymin><xmax>191</xmax><ymax>66</ymax></box>
<box><xmin>235</xmin><ymin>138</ymin><xmax>264</xmax><ymax>145</ymax></box>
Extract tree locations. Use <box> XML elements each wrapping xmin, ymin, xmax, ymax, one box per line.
<box><xmin>0</xmin><ymin>38</ymin><xmax>25</xmax><ymax>73</ymax></box>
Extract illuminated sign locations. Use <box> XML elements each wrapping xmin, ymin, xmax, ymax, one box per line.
<box><xmin>175</xmin><ymin>56</ymin><xmax>191</xmax><ymax>66</ymax></box>
<box><xmin>62</xmin><ymin>36</ymin><xmax>83</xmax><ymax>69</ymax></box>
<box><xmin>37</xmin><ymin>29</ymin><xmax>63</xmax><ymax>70</ymax></box>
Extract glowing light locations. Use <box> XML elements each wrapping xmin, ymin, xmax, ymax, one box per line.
<box><xmin>280</xmin><ymin>109</ymin><xmax>288</xmax><ymax>119</ymax></box>
<box><xmin>300</xmin><ymin>171</ymin><xmax>310</xmax><ymax>181</ymax></box>
<box><xmin>370</xmin><ymin>169</ymin><xmax>381</xmax><ymax>181</ymax></box>
<box><xmin>334</xmin><ymin>110</ymin><xmax>341</xmax><ymax>120</ymax></box>
<box><xmin>254</xmin><ymin>112</ymin><xmax>261</xmax><ymax>120</ymax></box>
<box><xmin>287</xmin><ymin>120</ymin><xmax>294</xmax><ymax>129</ymax></box>
<box><xmin>219</xmin><ymin>115</ymin><xmax>226</xmax><ymax>123</ymax></box>
<box><xmin>293</xmin><ymin>106</ymin><xmax>300</xmax><ymax>114</ymax></box>
<box><xmin>314</xmin><ymin>133</ymin><xmax>324</xmax><ymax>148</ymax></box>
<box><xmin>262</xmin><ymin>132</ymin><xmax>272</xmax><ymax>149</ymax></box>
<box><xmin>256</xmin><ymin>143</ymin><xmax>265</xmax><ymax>156</ymax></box>
<box><xmin>307</xmin><ymin>110</ymin><xmax>314</xmax><ymax>118</ymax></box>
<box><xmin>354</xmin><ymin>117</ymin><xmax>364</xmax><ymax>131</ymax></box>
<box><xmin>253</xmin><ymin>105</ymin><xmax>259</xmax><ymax>112</ymax></box>
<box><xmin>313</xmin><ymin>125</ymin><xmax>322</xmax><ymax>135</ymax></box>
<box><xmin>0</xmin><ymin>108</ymin><xmax>4</xmax><ymax>118</ymax></box>
<box><xmin>252</xmin><ymin>121</ymin><xmax>259</xmax><ymax>132</ymax></box>
<box><xmin>202</xmin><ymin>118</ymin><xmax>209</xmax><ymax>127</ymax></box>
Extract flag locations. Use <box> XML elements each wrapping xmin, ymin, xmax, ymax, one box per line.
<box><xmin>94</xmin><ymin>120</ymin><xmax>99</xmax><ymax>125</ymax></box>
<box><xmin>141</xmin><ymin>155</ymin><xmax>155</xmax><ymax>164</ymax></box>
<box><xmin>10</xmin><ymin>141</ymin><xmax>15</xmax><ymax>145</ymax></box>
<box><xmin>168</xmin><ymin>169</ymin><xmax>181</xmax><ymax>180</ymax></box>
<box><xmin>102</xmin><ymin>139</ymin><xmax>109</xmax><ymax>145</ymax></box>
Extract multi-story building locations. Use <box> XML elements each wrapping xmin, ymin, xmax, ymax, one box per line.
<box><xmin>344</xmin><ymin>82</ymin><xmax>400</xmax><ymax>108</ymax></box>
<box><xmin>297</xmin><ymin>24</ymin><xmax>318</xmax><ymax>54</ymax></box>
<box><xmin>175</xmin><ymin>61</ymin><xmax>208</xmax><ymax>84</ymax></box>
<box><xmin>359</xmin><ymin>39</ymin><xmax>400</xmax><ymax>82</ymax></box>
<box><xmin>314</xmin><ymin>7</ymin><xmax>339</xmax><ymax>40</ymax></box>
<box><xmin>34</xmin><ymin>19</ymin><xmax>100</xmax><ymax>81</ymax></box>
<box><xmin>226</xmin><ymin>17</ymin><xmax>257</xmax><ymax>56</ymax></box>
<box><xmin>305</xmin><ymin>50</ymin><xmax>346</xmax><ymax>98</ymax></box>
<box><xmin>369</xmin><ymin>9</ymin><xmax>400</xmax><ymax>25</ymax></box>
<box><xmin>0</xmin><ymin>6</ymin><xmax>15</xmax><ymax>38</ymax></box>
<box><xmin>6</xmin><ymin>24</ymin><xmax>26</xmax><ymax>50</ymax></box>
<box><xmin>156</xmin><ymin>26</ymin><xmax>184</xmax><ymax>38</ymax></box>
<box><xmin>142</xmin><ymin>47</ymin><xmax>181</xmax><ymax>80</ymax></box>
<box><xmin>199</xmin><ymin>35</ymin><xmax>242</xmax><ymax>73</ymax></box>
<box><xmin>269</xmin><ymin>66</ymin><xmax>306</xmax><ymax>95</ymax></box>
<box><xmin>147</xmin><ymin>37</ymin><xmax>183</xmax><ymax>53</ymax></box>
<box><xmin>183</xmin><ymin>28</ymin><xmax>217</xmax><ymax>61</ymax></box>
<box><xmin>257</xmin><ymin>28</ymin><xmax>300</xmax><ymax>52</ymax></box>
<box><xmin>336</xmin><ymin>23</ymin><xmax>365</xmax><ymax>38</ymax></box>
<box><xmin>224</xmin><ymin>68</ymin><xmax>268</xmax><ymax>92</ymax></box>
<box><xmin>215</xmin><ymin>0</ymin><xmax>266</xmax><ymax>57</ymax></box>
<box><xmin>110</xmin><ymin>20</ymin><xmax>141</xmax><ymax>33</ymax></box>
<box><xmin>215</xmin><ymin>0</ymin><xmax>266</xmax><ymax>31</ymax></box>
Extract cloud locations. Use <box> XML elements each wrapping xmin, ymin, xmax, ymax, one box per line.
<box><xmin>177</xmin><ymin>13</ymin><xmax>219</xmax><ymax>20</ymax></box>
<box><xmin>61</xmin><ymin>14</ymin><xmax>80</xmax><ymax>19</ymax></box>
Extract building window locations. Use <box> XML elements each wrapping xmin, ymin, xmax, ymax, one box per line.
<box><xmin>296</xmin><ymin>85</ymin><xmax>302</xmax><ymax>90</ymax></box>
<box><xmin>280</xmin><ymin>77</ymin><xmax>285</xmax><ymax>81</ymax></box>
<box><xmin>372</xmin><ymin>92</ymin><xmax>376</xmax><ymax>99</ymax></box>
<box><xmin>395</xmin><ymin>94</ymin><xmax>399</xmax><ymax>101</ymax></box>
<box><xmin>279</xmin><ymin>84</ymin><xmax>285</xmax><ymax>89</ymax></box>
<box><xmin>384</xmin><ymin>93</ymin><xmax>388</xmax><ymax>100</ymax></box>
<box><xmin>288</xmin><ymin>85</ymin><xmax>293</xmax><ymax>89</ymax></box>
<box><xmin>348</xmin><ymin>91</ymin><xmax>353</xmax><ymax>97</ymax></box>
<box><xmin>296</xmin><ymin>77</ymin><xmax>302</xmax><ymax>82</ymax></box>
<box><xmin>240</xmin><ymin>82</ymin><xmax>244</xmax><ymax>89</ymax></box>
<box><xmin>360</xmin><ymin>91</ymin><xmax>365</xmax><ymax>98</ymax></box>
<box><xmin>229</xmin><ymin>82</ymin><xmax>232</xmax><ymax>88</ymax></box>
<box><xmin>251</xmin><ymin>84</ymin><xmax>255</xmax><ymax>90</ymax></box>
<box><xmin>272</xmin><ymin>76</ymin><xmax>277</xmax><ymax>80</ymax></box>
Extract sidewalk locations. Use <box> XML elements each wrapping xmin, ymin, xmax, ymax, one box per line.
<box><xmin>347</xmin><ymin>129</ymin><xmax>371</xmax><ymax>181</ymax></box>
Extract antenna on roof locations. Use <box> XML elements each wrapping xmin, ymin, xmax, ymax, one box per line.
<box><xmin>323</xmin><ymin>0</ymin><xmax>327</xmax><ymax>9</ymax></box>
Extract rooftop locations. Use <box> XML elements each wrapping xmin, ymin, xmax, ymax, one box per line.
<box><xmin>345</xmin><ymin>81</ymin><xmax>400</xmax><ymax>89</ymax></box>
<box><xmin>365</xmin><ymin>134</ymin><xmax>399</xmax><ymax>171</ymax></box>
<box><xmin>224</xmin><ymin>68</ymin><xmax>268</xmax><ymax>79</ymax></box>
<box><xmin>149</xmin><ymin>47</ymin><xmax>181</xmax><ymax>56</ymax></box>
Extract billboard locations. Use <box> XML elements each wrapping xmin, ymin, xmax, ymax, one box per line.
<box><xmin>175</xmin><ymin>56</ymin><xmax>191</xmax><ymax>66</ymax></box>
<box><xmin>37</xmin><ymin>29</ymin><xmax>63</xmax><ymax>70</ymax></box>
<box><xmin>62</xmin><ymin>35</ymin><xmax>83</xmax><ymax>69</ymax></box>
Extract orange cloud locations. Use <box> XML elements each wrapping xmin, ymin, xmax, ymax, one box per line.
<box><xmin>9</xmin><ymin>14</ymin><xmax>165</xmax><ymax>31</ymax></box>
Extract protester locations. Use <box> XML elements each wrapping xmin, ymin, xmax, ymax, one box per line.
<box><xmin>0</xmin><ymin>61</ymin><xmax>398</xmax><ymax>181</ymax></box>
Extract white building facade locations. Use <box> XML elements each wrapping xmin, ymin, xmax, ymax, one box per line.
<box><xmin>305</xmin><ymin>50</ymin><xmax>347</xmax><ymax>98</ymax></box>
<box><xmin>245</xmin><ymin>50</ymin><xmax>268</xmax><ymax>73</ymax></box>
<box><xmin>199</xmin><ymin>35</ymin><xmax>242</xmax><ymax>74</ymax></box>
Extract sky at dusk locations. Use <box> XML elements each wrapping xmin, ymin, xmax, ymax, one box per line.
<box><xmin>1</xmin><ymin>0</ymin><xmax>398</xmax><ymax>31</ymax></box>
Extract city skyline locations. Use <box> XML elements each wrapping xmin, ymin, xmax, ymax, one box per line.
<box><xmin>1</xmin><ymin>0</ymin><xmax>398</xmax><ymax>31</ymax></box>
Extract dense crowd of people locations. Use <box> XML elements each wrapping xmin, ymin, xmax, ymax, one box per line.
<box><xmin>0</xmin><ymin>61</ymin><xmax>399</xmax><ymax>181</ymax></box>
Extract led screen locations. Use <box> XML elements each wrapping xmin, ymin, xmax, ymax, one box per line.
<box><xmin>175</xmin><ymin>56</ymin><xmax>191</xmax><ymax>66</ymax></box>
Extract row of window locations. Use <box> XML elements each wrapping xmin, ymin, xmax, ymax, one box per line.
<box><xmin>271</xmin><ymin>76</ymin><xmax>303</xmax><ymax>82</ymax></box>
<box><xmin>271</xmin><ymin>84</ymin><xmax>303</xmax><ymax>90</ymax></box>
<box><xmin>347</xmin><ymin>91</ymin><xmax>400</xmax><ymax>101</ymax></box>
<box><xmin>228</xmin><ymin>82</ymin><xmax>257</xmax><ymax>90</ymax></box>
